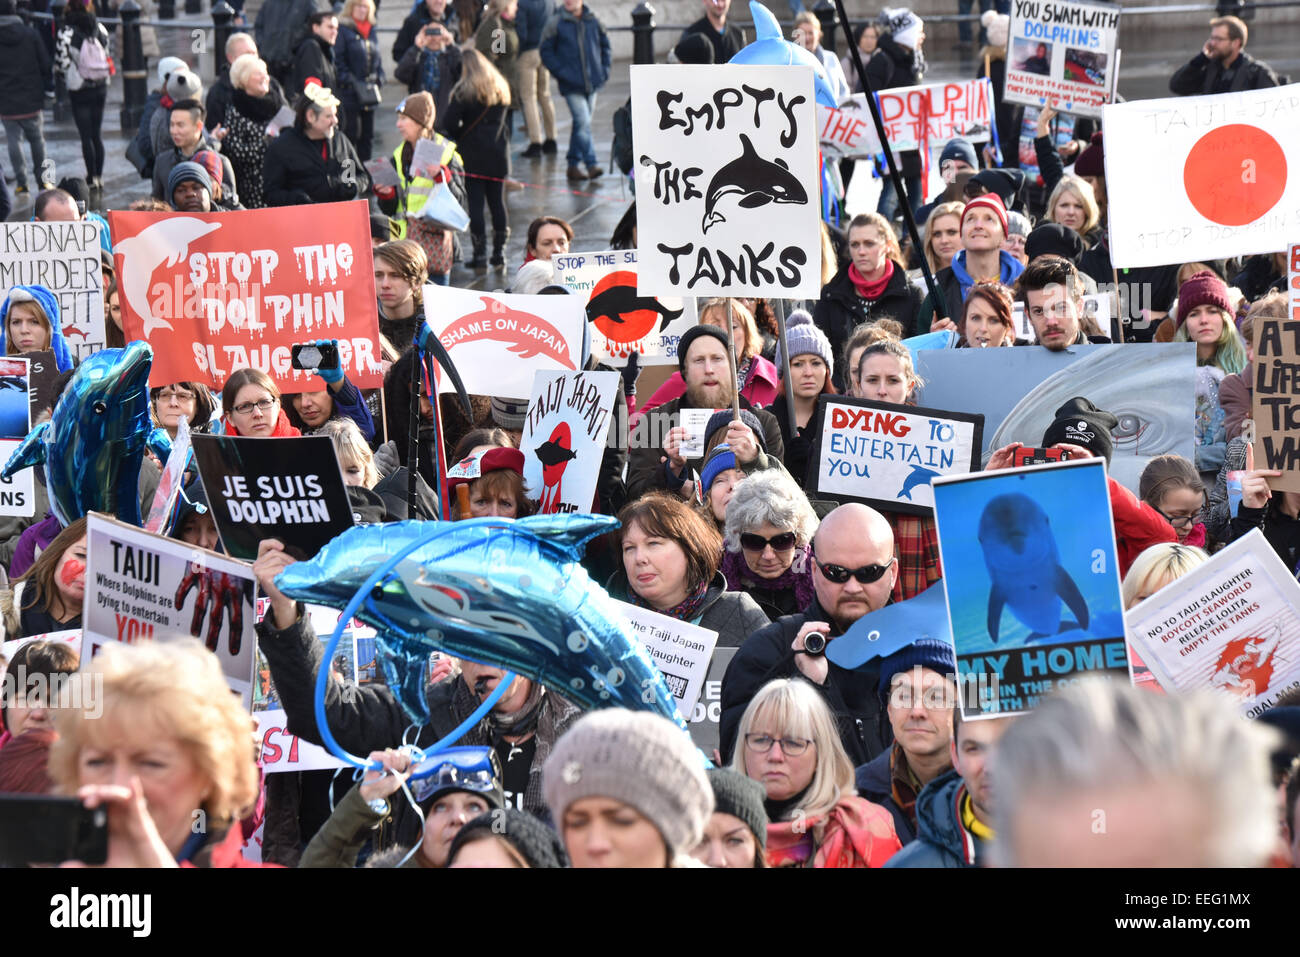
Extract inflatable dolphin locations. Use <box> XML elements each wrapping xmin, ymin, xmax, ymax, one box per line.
<box><xmin>729</xmin><ymin>1</ymin><xmax>839</xmax><ymax>109</ymax></box>
<box><xmin>274</xmin><ymin>515</ymin><xmax>686</xmax><ymax>730</ymax></box>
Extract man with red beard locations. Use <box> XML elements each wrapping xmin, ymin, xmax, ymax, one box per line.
<box><xmin>625</xmin><ymin>325</ymin><xmax>784</xmax><ymax>501</ymax></box>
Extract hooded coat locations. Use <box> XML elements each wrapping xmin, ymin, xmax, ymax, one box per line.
<box><xmin>0</xmin><ymin>15</ymin><xmax>53</xmax><ymax>117</ymax></box>
<box><xmin>883</xmin><ymin>768</ymin><xmax>986</xmax><ymax>867</ymax></box>
<box><xmin>915</xmin><ymin>249</ymin><xmax>1025</xmax><ymax>334</ymax></box>
<box><xmin>0</xmin><ymin>285</ymin><xmax>76</xmax><ymax>372</ymax></box>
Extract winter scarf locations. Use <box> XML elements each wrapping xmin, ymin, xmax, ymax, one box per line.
<box><xmin>766</xmin><ymin>796</ymin><xmax>903</xmax><ymax>868</ymax></box>
<box><xmin>848</xmin><ymin>260</ymin><xmax>895</xmax><ymax>301</ymax></box>
<box><xmin>630</xmin><ymin>577</ymin><xmax>709</xmax><ymax>622</ymax></box>
<box><xmin>223</xmin><ymin>408</ymin><xmax>302</xmax><ymax>437</ymax></box>
<box><xmin>720</xmin><ymin>545</ymin><xmax>816</xmax><ymax>613</ymax></box>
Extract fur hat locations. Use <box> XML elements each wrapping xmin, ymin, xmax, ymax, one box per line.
<box><xmin>982</xmin><ymin>10</ymin><xmax>1010</xmax><ymax>47</ymax></box>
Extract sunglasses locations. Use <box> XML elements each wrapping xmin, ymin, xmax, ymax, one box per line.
<box><xmin>814</xmin><ymin>556</ymin><xmax>895</xmax><ymax>584</ymax></box>
<box><xmin>739</xmin><ymin>531</ymin><xmax>798</xmax><ymax>553</ymax></box>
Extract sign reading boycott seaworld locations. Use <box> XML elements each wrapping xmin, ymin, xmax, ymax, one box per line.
<box><xmin>1004</xmin><ymin>0</ymin><xmax>1121</xmax><ymax>118</ymax></box>
<box><xmin>108</xmin><ymin>201</ymin><xmax>382</xmax><ymax>393</ymax></box>
<box><xmin>630</xmin><ymin>64</ymin><xmax>820</xmax><ymax>299</ymax></box>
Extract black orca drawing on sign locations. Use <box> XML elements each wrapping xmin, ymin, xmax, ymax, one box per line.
<box><xmin>701</xmin><ymin>133</ymin><xmax>809</xmax><ymax>233</ymax></box>
<box><xmin>586</xmin><ymin>284</ymin><xmax>684</xmax><ymax>333</ymax></box>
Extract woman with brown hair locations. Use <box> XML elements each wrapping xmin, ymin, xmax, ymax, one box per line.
<box><xmin>446</xmin><ymin>445</ymin><xmax>532</xmax><ymax>519</ymax></box>
<box><xmin>221</xmin><ymin>368</ymin><xmax>301</xmax><ymax>438</ymax></box>
<box><xmin>957</xmin><ymin>281</ymin><xmax>1016</xmax><ymax>348</ymax></box>
<box><xmin>609</xmin><ymin>493</ymin><xmax>768</xmax><ymax>647</ymax></box>
<box><xmin>4</xmin><ymin>517</ymin><xmax>87</xmax><ymax>639</ymax></box>
<box><xmin>150</xmin><ymin>382</ymin><xmax>218</xmax><ymax>438</ymax></box>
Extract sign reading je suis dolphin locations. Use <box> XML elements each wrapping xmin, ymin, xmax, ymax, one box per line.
<box><xmin>630</xmin><ymin>64</ymin><xmax>821</xmax><ymax>300</ymax></box>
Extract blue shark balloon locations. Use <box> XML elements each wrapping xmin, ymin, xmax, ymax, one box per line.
<box><xmin>1</xmin><ymin>341</ymin><xmax>154</xmax><ymax>527</ymax></box>
<box><xmin>730</xmin><ymin>1</ymin><xmax>839</xmax><ymax>109</ymax></box>
<box><xmin>274</xmin><ymin>514</ymin><xmax>687</xmax><ymax>731</ymax></box>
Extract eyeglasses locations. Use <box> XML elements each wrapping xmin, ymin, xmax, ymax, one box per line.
<box><xmin>232</xmin><ymin>397</ymin><xmax>278</xmax><ymax>416</ymax></box>
<box><xmin>744</xmin><ymin>733</ymin><xmax>812</xmax><ymax>757</ymax></box>
<box><xmin>814</xmin><ymin>556</ymin><xmax>895</xmax><ymax>584</ymax></box>
<box><xmin>157</xmin><ymin>388</ymin><xmax>196</xmax><ymax>403</ymax></box>
<box><xmin>739</xmin><ymin>531</ymin><xmax>798</xmax><ymax>553</ymax></box>
<box><xmin>1158</xmin><ymin>510</ymin><xmax>1199</xmax><ymax>528</ymax></box>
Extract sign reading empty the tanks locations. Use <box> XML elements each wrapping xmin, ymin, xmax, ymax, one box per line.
<box><xmin>630</xmin><ymin>64</ymin><xmax>820</xmax><ymax>299</ymax></box>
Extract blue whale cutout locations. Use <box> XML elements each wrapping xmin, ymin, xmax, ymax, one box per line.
<box><xmin>827</xmin><ymin>581</ymin><xmax>953</xmax><ymax>670</ymax></box>
<box><xmin>2</xmin><ymin>341</ymin><xmax>154</xmax><ymax>527</ymax></box>
<box><xmin>729</xmin><ymin>1</ymin><xmax>839</xmax><ymax>109</ymax></box>
<box><xmin>274</xmin><ymin>515</ymin><xmax>687</xmax><ymax>732</ymax></box>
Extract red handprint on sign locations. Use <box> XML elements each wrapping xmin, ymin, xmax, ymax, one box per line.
<box><xmin>175</xmin><ymin>564</ymin><xmax>253</xmax><ymax>656</ymax></box>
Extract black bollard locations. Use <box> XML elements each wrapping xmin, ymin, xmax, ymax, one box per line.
<box><xmin>118</xmin><ymin>0</ymin><xmax>147</xmax><ymax>132</ymax></box>
<box><xmin>212</xmin><ymin>0</ymin><xmax>235</xmax><ymax>64</ymax></box>
<box><xmin>159</xmin><ymin>0</ymin><xmax>175</xmax><ymax>20</ymax></box>
<box><xmin>631</xmin><ymin>1</ymin><xmax>655</xmax><ymax>66</ymax></box>
<box><xmin>185</xmin><ymin>0</ymin><xmax>200</xmax><ymax>15</ymax></box>
<box><xmin>51</xmin><ymin>0</ymin><xmax>68</xmax><ymax>122</ymax></box>
<box><xmin>814</xmin><ymin>0</ymin><xmax>837</xmax><ymax>55</ymax></box>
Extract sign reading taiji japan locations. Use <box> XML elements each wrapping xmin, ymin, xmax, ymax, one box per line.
<box><xmin>519</xmin><ymin>369</ymin><xmax>619</xmax><ymax>513</ymax></box>
<box><xmin>630</xmin><ymin>64</ymin><xmax>821</xmax><ymax>299</ymax></box>
<box><xmin>1104</xmin><ymin>84</ymin><xmax>1300</xmax><ymax>268</ymax></box>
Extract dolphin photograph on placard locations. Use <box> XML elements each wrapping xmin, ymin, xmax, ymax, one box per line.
<box><xmin>931</xmin><ymin>457</ymin><xmax>1129</xmax><ymax>718</ymax></box>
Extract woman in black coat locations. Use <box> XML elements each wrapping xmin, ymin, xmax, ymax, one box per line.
<box><xmin>223</xmin><ymin>54</ymin><xmax>288</xmax><ymax>209</ymax></box>
<box><xmin>335</xmin><ymin>0</ymin><xmax>385</xmax><ymax>162</ymax></box>
<box><xmin>438</xmin><ymin>49</ymin><xmax>513</xmax><ymax>270</ymax></box>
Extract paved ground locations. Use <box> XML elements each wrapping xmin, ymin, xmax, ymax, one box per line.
<box><xmin>6</xmin><ymin>8</ymin><xmax>1300</xmax><ymax>291</ymax></box>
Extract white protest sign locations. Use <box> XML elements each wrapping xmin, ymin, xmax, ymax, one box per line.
<box><xmin>520</xmin><ymin>369</ymin><xmax>619</xmax><ymax>514</ymax></box>
<box><xmin>254</xmin><ymin>709</ymin><xmax>349</xmax><ymax>773</ymax></box>
<box><xmin>424</xmin><ymin>285</ymin><xmax>585</xmax><ymax>398</ymax></box>
<box><xmin>0</xmin><ymin>221</ymin><xmax>106</xmax><ymax>359</ymax></box>
<box><xmin>679</xmin><ymin>406</ymin><xmax>722</xmax><ymax>460</ymax></box>
<box><xmin>818</xmin><ymin>78</ymin><xmax>995</xmax><ymax>160</ymax></box>
<box><xmin>553</xmin><ymin>248</ymin><xmax>698</xmax><ymax>365</ymax></box>
<box><xmin>1</xmin><ymin>630</ymin><xmax>82</xmax><ymax>660</ymax></box>
<box><xmin>83</xmin><ymin>512</ymin><xmax>257</xmax><ymax>707</ymax></box>
<box><xmin>1104</xmin><ymin>84</ymin><xmax>1300</xmax><ymax>268</ymax></box>
<box><xmin>614</xmin><ymin>599</ymin><xmax>718</xmax><ymax>719</ymax></box>
<box><xmin>0</xmin><ymin>356</ymin><xmax>33</xmax><ymax>518</ymax></box>
<box><xmin>688</xmin><ymin>646</ymin><xmax>736</xmax><ymax>758</ymax></box>
<box><xmin>631</xmin><ymin>64</ymin><xmax>820</xmax><ymax>299</ymax></box>
<box><xmin>1126</xmin><ymin>529</ymin><xmax>1300</xmax><ymax>717</ymax></box>
<box><xmin>1004</xmin><ymin>0</ymin><xmax>1121</xmax><ymax>118</ymax></box>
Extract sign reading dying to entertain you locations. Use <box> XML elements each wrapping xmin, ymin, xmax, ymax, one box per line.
<box><xmin>630</xmin><ymin>64</ymin><xmax>820</xmax><ymax>299</ymax></box>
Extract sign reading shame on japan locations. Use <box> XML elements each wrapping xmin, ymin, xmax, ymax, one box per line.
<box><xmin>630</xmin><ymin>64</ymin><xmax>820</xmax><ymax>299</ymax></box>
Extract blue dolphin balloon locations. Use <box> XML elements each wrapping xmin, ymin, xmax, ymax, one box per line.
<box><xmin>274</xmin><ymin>514</ymin><xmax>687</xmax><ymax>731</ymax></box>
<box><xmin>729</xmin><ymin>1</ymin><xmax>839</xmax><ymax>109</ymax></box>
<box><xmin>1</xmin><ymin>341</ymin><xmax>154</xmax><ymax>527</ymax></box>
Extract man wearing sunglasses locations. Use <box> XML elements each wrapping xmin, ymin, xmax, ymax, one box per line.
<box><xmin>720</xmin><ymin>503</ymin><xmax>898</xmax><ymax>767</ymax></box>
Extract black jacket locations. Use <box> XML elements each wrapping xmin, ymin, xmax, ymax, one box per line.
<box><xmin>292</xmin><ymin>34</ymin><xmax>337</xmax><ymax>98</ymax></box>
<box><xmin>876</xmin><ymin>35</ymin><xmax>925</xmax><ymax>179</ymax></box>
<box><xmin>855</xmin><ymin>746</ymin><xmax>918</xmax><ymax>844</ymax></box>
<box><xmin>766</xmin><ymin>393</ymin><xmax>814</xmax><ymax>487</ymax></box>
<box><xmin>437</xmin><ymin>98</ymin><xmax>510</xmax><ymax>179</ymax></box>
<box><xmin>813</xmin><ymin>263</ymin><xmax>923</xmax><ymax>391</ymax></box>
<box><xmin>1170</xmin><ymin>50</ymin><xmax>1279</xmax><ymax>96</ymax></box>
<box><xmin>392</xmin><ymin>5</ymin><xmax>459</xmax><ymax>64</ymax></box>
<box><xmin>262</xmin><ymin>126</ymin><xmax>371</xmax><ymax>207</ymax></box>
<box><xmin>606</xmin><ymin>571</ymin><xmax>771</xmax><ymax>649</ymax></box>
<box><xmin>0</xmin><ymin>15</ymin><xmax>53</xmax><ymax>117</ymax></box>
<box><xmin>255</xmin><ymin>0</ymin><xmax>328</xmax><ymax>77</ymax></box>
<box><xmin>205</xmin><ymin>73</ymin><xmax>234</xmax><ymax>131</ymax></box>
<box><xmin>679</xmin><ymin>16</ymin><xmax>745</xmax><ymax>64</ymax></box>
<box><xmin>394</xmin><ymin>42</ymin><xmax>464</xmax><ymax>117</ymax></box>
<box><xmin>719</xmin><ymin>597</ymin><xmax>892</xmax><ymax>765</ymax></box>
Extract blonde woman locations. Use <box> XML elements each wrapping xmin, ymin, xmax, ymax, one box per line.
<box><xmin>732</xmin><ymin>679</ymin><xmax>901</xmax><ymax>868</ymax></box>
<box><xmin>440</xmin><ymin>49</ymin><xmax>513</xmax><ymax>270</ymax></box>
<box><xmin>921</xmin><ymin>200</ymin><xmax>964</xmax><ymax>274</ymax></box>
<box><xmin>1046</xmin><ymin>174</ymin><xmax>1101</xmax><ymax>243</ymax></box>
<box><xmin>336</xmin><ymin>0</ymin><xmax>384</xmax><ymax>161</ymax></box>
<box><xmin>320</xmin><ymin>417</ymin><xmax>440</xmax><ymax>520</ymax></box>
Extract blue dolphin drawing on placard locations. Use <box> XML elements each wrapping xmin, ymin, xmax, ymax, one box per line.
<box><xmin>977</xmin><ymin>492</ymin><xmax>1089</xmax><ymax>642</ymax></box>
<box><xmin>897</xmin><ymin>464</ymin><xmax>940</xmax><ymax>500</ymax></box>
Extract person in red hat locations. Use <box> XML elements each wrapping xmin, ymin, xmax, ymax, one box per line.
<box><xmin>918</xmin><ymin>192</ymin><xmax>1025</xmax><ymax>334</ymax></box>
<box><xmin>446</xmin><ymin>446</ymin><xmax>531</xmax><ymax>519</ymax></box>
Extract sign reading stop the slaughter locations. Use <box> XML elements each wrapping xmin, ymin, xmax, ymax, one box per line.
<box><xmin>1004</xmin><ymin>0</ymin><xmax>1121</xmax><ymax>119</ymax></box>
<box><xmin>1104</xmin><ymin>84</ymin><xmax>1300</xmax><ymax>268</ymax></box>
<box><xmin>108</xmin><ymin>202</ymin><xmax>382</xmax><ymax>393</ymax></box>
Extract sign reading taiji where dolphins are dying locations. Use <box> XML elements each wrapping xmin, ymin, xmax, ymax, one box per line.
<box><xmin>931</xmin><ymin>458</ymin><xmax>1129</xmax><ymax>719</ymax></box>
<box><xmin>552</xmin><ymin>248</ymin><xmax>698</xmax><ymax>366</ymax></box>
<box><xmin>519</xmin><ymin>369</ymin><xmax>620</xmax><ymax>514</ymax></box>
<box><xmin>630</xmin><ymin>64</ymin><xmax>820</xmax><ymax>299</ymax></box>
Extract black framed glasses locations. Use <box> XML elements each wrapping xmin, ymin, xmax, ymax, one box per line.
<box><xmin>1158</xmin><ymin>510</ymin><xmax>1199</xmax><ymax>529</ymax></box>
<box><xmin>814</xmin><ymin>556</ymin><xmax>895</xmax><ymax>584</ymax></box>
<box><xmin>744</xmin><ymin>733</ymin><xmax>812</xmax><ymax>757</ymax></box>
<box><xmin>739</xmin><ymin>531</ymin><xmax>798</xmax><ymax>553</ymax></box>
<box><xmin>232</xmin><ymin>397</ymin><xmax>278</xmax><ymax>416</ymax></box>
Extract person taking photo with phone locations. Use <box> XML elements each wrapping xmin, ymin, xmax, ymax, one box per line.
<box><xmin>283</xmin><ymin>338</ymin><xmax>376</xmax><ymax>440</ymax></box>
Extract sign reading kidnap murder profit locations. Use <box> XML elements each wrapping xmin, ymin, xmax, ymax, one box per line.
<box><xmin>809</xmin><ymin>396</ymin><xmax>983</xmax><ymax>515</ymax></box>
<box><xmin>1004</xmin><ymin>0</ymin><xmax>1120</xmax><ymax>118</ymax></box>
<box><xmin>191</xmin><ymin>434</ymin><xmax>354</xmax><ymax>561</ymax></box>
<box><xmin>1252</xmin><ymin>318</ymin><xmax>1300</xmax><ymax>492</ymax></box>
<box><xmin>614</xmin><ymin>599</ymin><xmax>719</xmax><ymax>721</ymax></box>
<box><xmin>553</xmin><ymin>249</ymin><xmax>698</xmax><ymax>365</ymax></box>
<box><xmin>932</xmin><ymin>458</ymin><xmax>1129</xmax><ymax>718</ymax></box>
<box><xmin>1125</xmin><ymin>529</ymin><xmax>1300</xmax><ymax>717</ymax></box>
<box><xmin>630</xmin><ymin>64</ymin><xmax>820</xmax><ymax>299</ymax></box>
<box><xmin>0</xmin><ymin>221</ymin><xmax>106</xmax><ymax>359</ymax></box>
<box><xmin>423</xmin><ymin>285</ymin><xmax>584</xmax><ymax>399</ymax></box>
<box><xmin>818</xmin><ymin>78</ymin><xmax>995</xmax><ymax>160</ymax></box>
<box><xmin>520</xmin><ymin>369</ymin><xmax>619</xmax><ymax>514</ymax></box>
<box><xmin>108</xmin><ymin>202</ymin><xmax>382</xmax><ymax>393</ymax></box>
<box><xmin>83</xmin><ymin>512</ymin><xmax>257</xmax><ymax>706</ymax></box>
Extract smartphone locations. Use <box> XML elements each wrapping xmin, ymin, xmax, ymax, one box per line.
<box><xmin>291</xmin><ymin>342</ymin><xmax>340</xmax><ymax>372</ymax></box>
<box><xmin>1012</xmin><ymin>446</ymin><xmax>1071</xmax><ymax>468</ymax></box>
<box><xmin>0</xmin><ymin>795</ymin><xmax>109</xmax><ymax>866</ymax></box>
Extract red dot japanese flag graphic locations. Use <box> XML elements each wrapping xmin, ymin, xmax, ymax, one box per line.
<box><xmin>1104</xmin><ymin>85</ymin><xmax>1300</xmax><ymax>269</ymax></box>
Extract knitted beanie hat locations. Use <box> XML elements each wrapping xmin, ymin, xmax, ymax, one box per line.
<box><xmin>677</xmin><ymin>324</ymin><xmax>732</xmax><ymax>372</ymax></box>
<box><xmin>961</xmin><ymin>192</ymin><xmax>1009</xmax><ymax>237</ymax></box>
<box><xmin>166</xmin><ymin>69</ymin><xmax>202</xmax><ymax>103</ymax></box>
<box><xmin>1040</xmin><ymin>396</ymin><xmax>1119</xmax><ymax>463</ymax></box>
<box><xmin>938</xmin><ymin>137</ymin><xmax>977</xmax><ymax>172</ymax></box>
<box><xmin>703</xmin><ymin>408</ymin><xmax>767</xmax><ymax>452</ymax></box>
<box><xmin>700</xmin><ymin>443</ymin><xmax>738</xmax><ymax>493</ymax></box>
<box><xmin>706</xmin><ymin>768</ymin><xmax>768</xmax><ymax>850</ymax></box>
<box><xmin>1026</xmin><ymin>222</ymin><xmax>1085</xmax><ymax>264</ymax></box>
<box><xmin>1073</xmin><ymin>132</ymin><xmax>1105</xmax><ymax>179</ymax></box>
<box><xmin>490</xmin><ymin>396</ymin><xmax>529</xmax><ymax>431</ymax></box>
<box><xmin>397</xmin><ymin>92</ymin><xmax>436</xmax><ymax>131</ymax></box>
<box><xmin>1006</xmin><ymin>210</ymin><xmax>1032</xmax><ymax>240</ymax></box>
<box><xmin>543</xmin><ymin>709</ymin><xmax>713</xmax><ymax>858</ymax></box>
<box><xmin>1175</xmin><ymin>270</ymin><xmax>1232</xmax><ymax>327</ymax></box>
<box><xmin>446</xmin><ymin>808</ymin><xmax>568</xmax><ymax>868</ymax></box>
<box><xmin>775</xmin><ymin>309</ymin><xmax>834</xmax><ymax>378</ymax></box>
<box><xmin>166</xmin><ymin>161</ymin><xmax>213</xmax><ymax>202</ymax></box>
<box><xmin>877</xmin><ymin>638</ymin><xmax>958</xmax><ymax>707</ymax></box>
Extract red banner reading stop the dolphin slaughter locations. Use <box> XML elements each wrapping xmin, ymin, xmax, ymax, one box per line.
<box><xmin>108</xmin><ymin>201</ymin><xmax>382</xmax><ymax>393</ymax></box>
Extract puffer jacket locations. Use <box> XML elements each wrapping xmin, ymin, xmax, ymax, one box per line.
<box><xmin>538</xmin><ymin>5</ymin><xmax>610</xmax><ymax>96</ymax></box>
<box><xmin>884</xmin><ymin>768</ymin><xmax>986</xmax><ymax>867</ymax></box>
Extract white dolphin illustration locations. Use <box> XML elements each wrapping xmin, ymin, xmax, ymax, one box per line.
<box><xmin>114</xmin><ymin>218</ymin><xmax>223</xmax><ymax>337</ymax></box>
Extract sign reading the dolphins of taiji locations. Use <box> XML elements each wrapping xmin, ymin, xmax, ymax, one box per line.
<box><xmin>630</xmin><ymin>64</ymin><xmax>821</xmax><ymax>299</ymax></box>
<box><xmin>519</xmin><ymin>369</ymin><xmax>620</xmax><ymax>514</ymax></box>
<box><xmin>1103</xmin><ymin>84</ymin><xmax>1300</xmax><ymax>268</ymax></box>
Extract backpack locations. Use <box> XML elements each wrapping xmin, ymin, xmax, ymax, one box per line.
<box><xmin>67</xmin><ymin>32</ymin><xmax>110</xmax><ymax>90</ymax></box>
<box><xmin>611</xmin><ymin>97</ymin><xmax>633</xmax><ymax>176</ymax></box>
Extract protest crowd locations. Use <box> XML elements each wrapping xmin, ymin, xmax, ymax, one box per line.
<box><xmin>3</xmin><ymin>0</ymin><xmax>1300</xmax><ymax>881</ymax></box>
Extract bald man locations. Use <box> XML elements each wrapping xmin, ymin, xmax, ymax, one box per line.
<box><xmin>719</xmin><ymin>503</ymin><xmax>898</xmax><ymax>765</ymax></box>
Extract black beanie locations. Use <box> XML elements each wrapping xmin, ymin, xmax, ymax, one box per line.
<box><xmin>1026</xmin><ymin>222</ymin><xmax>1085</xmax><ymax>265</ymax></box>
<box><xmin>706</xmin><ymin>768</ymin><xmax>768</xmax><ymax>850</ymax></box>
<box><xmin>1040</xmin><ymin>396</ymin><xmax>1118</xmax><ymax>463</ymax></box>
<box><xmin>677</xmin><ymin>324</ymin><xmax>732</xmax><ymax>373</ymax></box>
<box><xmin>446</xmin><ymin>808</ymin><xmax>568</xmax><ymax>868</ymax></box>
<box><xmin>971</xmin><ymin>168</ymin><xmax>1026</xmax><ymax>209</ymax></box>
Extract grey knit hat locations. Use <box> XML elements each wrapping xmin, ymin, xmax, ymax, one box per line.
<box><xmin>706</xmin><ymin>768</ymin><xmax>768</xmax><ymax>850</ymax></box>
<box><xmin>491</xmin><ymin>396</ymin><xmax>528</xmax><ymax>431</ymax></box>
<box><xmin>774</xmin><ymin>309</ymin><xmax>834</xmax><ymax>378</ymax></box>
<box><xmin>543</xmin><ymin>709</ymin><xmax>714</xmax><ymax>857</ymax></box>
